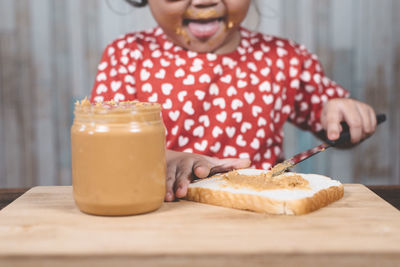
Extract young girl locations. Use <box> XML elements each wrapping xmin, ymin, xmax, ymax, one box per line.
<box><xmin>91</xmin><ymin>0</ymin><xmax>377</xmax><ymax>202</ymax></box>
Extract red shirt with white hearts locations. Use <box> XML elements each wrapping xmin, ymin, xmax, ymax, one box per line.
<box><xmin>91</xmin><ymin>27</ymin><xmax>349</xmax><ymax>170</ymax></box>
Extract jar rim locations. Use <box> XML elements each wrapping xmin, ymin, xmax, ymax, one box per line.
<box><xmin>74</xmin><ymin>98</ymin><xmax>161</xmax><ymax>115</ymax></box>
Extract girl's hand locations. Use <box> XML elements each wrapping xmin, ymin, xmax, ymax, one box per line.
<box><xmin>165</xmin><ymin>149</ymin><xmax>251</xmax><ymax>201</ymax></box>
<box><xmin>321</xmin><ymin>98</ymin><xmax>377</xmax><ymax>144</ymax></box>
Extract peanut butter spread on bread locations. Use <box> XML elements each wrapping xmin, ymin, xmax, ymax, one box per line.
<box><xmin>222</xmin><ymin>170</ymin><xmax>310</xmax><ymax>191</ymax></box>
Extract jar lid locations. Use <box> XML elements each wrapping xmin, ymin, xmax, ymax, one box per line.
<box><xmin>74</xmin><ymin>98</ymin><xmax>161</xmax><ymax>115</ymax></box>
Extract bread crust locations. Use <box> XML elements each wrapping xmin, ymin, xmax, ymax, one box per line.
<box><xmin>186</xmin><ymin>184</ymin><xmax>344</xmax><ymax>215</ymax></box>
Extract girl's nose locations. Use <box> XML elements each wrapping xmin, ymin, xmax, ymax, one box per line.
<box><xmin>191</xmin><ymin>0</ymin><xmax>220</xmax><ymax>7</ymax></box>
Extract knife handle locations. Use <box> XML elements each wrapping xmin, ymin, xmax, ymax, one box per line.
<box><xmin>323</xmin><ymin>113</ymin><xmax>386</xmax><ymax>146</ymax></box>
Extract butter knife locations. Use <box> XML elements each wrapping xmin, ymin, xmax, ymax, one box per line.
<box><xmin>270</xmin><ymin>113</ymin><xmax>387</xmax><ymax>177</ymax></box>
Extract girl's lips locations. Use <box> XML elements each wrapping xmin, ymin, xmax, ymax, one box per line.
<box><xmin>186</xmin><ymin>19</ymin><xmax>222</xmax><ymax>39</ymax></box>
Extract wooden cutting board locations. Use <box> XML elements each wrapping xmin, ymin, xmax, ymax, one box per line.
<box><xmin>0</xmin><ymin>185</ymin><xmax>399</xmax><ymax>267</ymax></box>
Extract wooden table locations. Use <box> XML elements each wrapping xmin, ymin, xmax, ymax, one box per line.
<box><xmin>0</xmin><ymin>186</ymin><xmax>399</xmax><ymax>267</ymax></box>
<box><xmin>1</xmin><ymin>186</ymin><xmax>399</xmax><ymax>211</ymax></box>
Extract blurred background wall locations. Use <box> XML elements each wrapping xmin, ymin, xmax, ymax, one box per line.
<box><xmin>0</xmin><ymin>0</ymin><xmax>399</xmax><ymax>187</ymax></box>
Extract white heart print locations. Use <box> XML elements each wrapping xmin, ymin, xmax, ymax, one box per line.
<box><xmin>183</xmin><ymin>75</ymin><xmax>195</xmax><ymax>85</ymax></box>
<box><xmin>199</xmin><ymin>74</ymin><xmax>211</xmax><ymax>83</ymax></box>
<box><xmin>194</xmin><ymin>140</ymin><xmax>208</xmax><ymax>151</ymax></box>
<box><xmin>178</xmin><ymin>91</ymin><xmax>187</xmax><ymax>102</ymax></box>
<box><xmin>110</xmin><ymin>69</ymin><xmax>117</xmax><ymax>77</ymax></box>
<box><xmin>162</xmin><ymin>83</ymin><xmax>173</xmax><ymax>95</ymax></box>
<box><xmin>160</xmin><ymin>59</ymin><xmax>170</xmax><ymax>67</ymax></box>
<box><xmin>184</xmin><ymin>119</ymin><xmax>195</xmax><ymax>131</ymax></box>
<box><xmin>262</xmin><ymin>95</ymin><xmax>273</xmax><ymax>105</ymax></box>
<box><xmin>250</xmin><ymin>138</ymin><xmax>260</xmax><ymax>150</ymax></box>
<box><xmin>148</xmin><ymin>93</ymin><xmax>158</xmax><ymax>102</ymax></box>
<box><xmin>195</xmin><ymin>90</ymin><xmax>205</xmax><ymax>100</ymax></box>
<box><xmin>140</xmin><ymin>69</ymin><xmax>150</xmax><ymax>81</ymax></box>
<box><xmin>232</xmin><ymin>112</ymin><xmax>243</xmax><ymax>123</ymax></box>
<box><xmin>175</xmin><ymin>68</ymin><xmax>185</xmax><ymax>78</ymax></box>
<box><xmin>114</xmin><ymin>93</ymin><xmax>125</xmax><ymax>102</ymax></box>
<box><xmin>171</xmin><ymin>125</ymin><xmax>179</xmax><ymax>136</ymax></box>
<box><xmin>253</xmin><ymin>51</ymin><xmax>263</xmax><ymax>61</ymax></box>
<box><xmin>96</xmin><ymin>84</ymin><xmax>107</xmax><ymax>94</ymax></box>
<box><xmin>163</xmin><ymin>99</ymin><xmax>172</xmax><ymax>109</ymax></box>
<box><xmin>183</xmin><ymin>101</ymin><xmax>195</xmax><ymax>115</ymax></box>
<box><xmin>236</xmin><ymin>135</ymin><xmax>246</xmax><ymax>147</ymax></box>
<box><xmin>111</xmin><ymin>81</ymin><xmax>122</xmax><ymax>92</ymax></box>
<box><xmin>169</xmin><ymin>110</ymin><xmax>180</xmax><ymax>121</ymax></box>
<box><xmin>231</xmin><ymin>99</ymin><xmax>243</xmax><ymax>110</ymax></box>
<box><xmin>98</xmin><ymin>62</ymin><xmax>108</xmax><ymax>71</ymax></box>
<box><xmin>178</xmin><ymin>136</ymin><xmax>189</xmax><ymax>147</ymax></box>
<box><xmin>199</xmin><ymin>115</ymin><xmax>210</xmax><ymax>127</ymax></box>
<box><xmin>142</xmin><ymin>83</ymin><xmax>152</xmax><ymax>93</ymax></box>
<box><xmin>250</xmin><ymin>74</ymin><xmax>259</xmax><ymax>85</ymax></box>
<box><xmin>216</xmin><ymin>111</ymin><xmax>227</xmax><ymax>123</ymax></box>
<box><xmin>126</xmin><ymin>85</ymin><xmax>136</xmax><ymax>95</ymax></box>
<box><xmin>241</xmin><ymin>122</ymin><xmax>252</xmax><ymax>133</ymax></box>
<box><xmin>210</xmin><ymin>142</ymin><xmax>221</xmax><ymax>153</ymax></box>
<box><xmin>124</xmin><ymin>75</ymin><xmax>134</xmax><ymax>84</ymax></box>
<box><xmin>143</xmin><ymin>59</ymin><xmax>153</xmax><ymax>68</ymax></box>
<box><xmin>244</xmin><ymin>92</ymin><xmax>255</xmax><ymax>104</ymax></box>
<box><xmin>155</xmin><ymin>69</ymin><xmax>166</xmax><ymax>79</ymax></box>
<box><xmin>258</xmin><ymin>117</ymin><xmax>267</xmax><ymax>127</ymax></box>
<box><xmin>193</xmin><ymin>126</ymin><xmax>205</xmax><ymax>138</ymax></box>
<box><xmin>203</xmin><ymin>102</ymin><xmax>211</xmax><ymax>111</ymax></box>
<box><xmin>225</xmin><ymin>127</ymin><xmax>236</xmax><ymax>138</ymax></box>
<box><xmin>252</xmin><ymin>105</ymin><xmax>262</xmax><ymax>117</ymax></box>
<box><xmin>227</xmin><ymin>86</ymin><xmax>237</xmax><ymax>97</ymax></box>
<box><xmin>221</xmin><ymin>75</ymin><xmax>232</xmax><ymax>84</ymax></box>
<box><xmin>118</xmin><ymin>66</ymin><xmax>127</xmax><ymax>74</ymax></box>
<box><xmin>223</xmin><ymin>146</ymin><xmax>237</xmax><ymax>157</ymax></box>
<box><xmin>213</xmin><ymin>98</ymin><xmax>226</xmax><ymax>109</ymax></box>
<box><xmin>256</xmin><ymin>129</ymin><xmax>265</xmax><ymax>138</ymax></box>
<box><xmin>259</xmin><ymin>81</ymin><xmax>271</xmax><ymax>92</ymax></box>
<box><xmin>237</xmin><ymin>80</ymin><xmax>247</xmax><ymax>88</ymax></box>
<box><xmin>209</xmin><ymin>83</ymin><xmax>219</xmax><ymax>95</ymax></box>
<box><xmin>96</xmin><ymin>73</ymin><xmax>106</xmax><ymax>82</ymax></box>
<box><xmin>94</xmin><ymin>96</ymin><xmax>104</xmax><ymax>103</ymax></box>
<box><xmin>212</xmin><ymin>126</ymin><xmax>223</xmax><ymax>138</ymax></box>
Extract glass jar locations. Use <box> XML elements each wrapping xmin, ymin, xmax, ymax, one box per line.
<box><xmin>71</xmin><ymin>99</ymin><xmax>166</xmax><ymax>216</ymax></box>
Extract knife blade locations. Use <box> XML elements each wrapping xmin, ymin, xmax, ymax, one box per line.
<box><xmin>270</xmin><ymin>113</ymin><xmax>386</xmax><ymax>177</ymax></box>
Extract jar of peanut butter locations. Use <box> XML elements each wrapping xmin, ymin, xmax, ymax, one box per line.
<box><xmin>71</xmin><ymin>99</ymin><xmax>166</xmax><ymax>216</ymax></box>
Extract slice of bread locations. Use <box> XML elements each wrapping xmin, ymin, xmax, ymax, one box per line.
<box><xmin>186</xmin><ymin>169</ymin><xmax>344</xmax><ymax>215</ymax></box>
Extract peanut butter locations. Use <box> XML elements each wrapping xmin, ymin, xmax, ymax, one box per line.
<box><xmin>222</xmin><ymin>171</ymin><xmax>310</xmax><ymax>191</ymax></box>
<box><xmin>71</xmin><ymin>99</ymin><xmax>166</xmax><ymax>216</ymax></box>
<box><xmin>270</xmin><ymin>161</ymin><xmax>293</xmax><ymax>177</ymax></box>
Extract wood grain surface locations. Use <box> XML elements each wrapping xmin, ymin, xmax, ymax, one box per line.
<box><xmin>0</xmin><ymin>185</ymin><xmax>399</xmax><ymax>266</ymax></box>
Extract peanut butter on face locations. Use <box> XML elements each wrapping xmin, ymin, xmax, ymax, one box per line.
<box><xmin>185</xmin><ymin>9</ymin><xmax>218</xmax><ymax>20</ymax></box>
<box><xmin>222</xmin><ymin>170</ymin><xmax>311</xmax><ymax>191</ymax></box>
<box><xmin>71</xmin><ymin>100</ymin><xmax>166</xmax><ymax>216</ymax></box>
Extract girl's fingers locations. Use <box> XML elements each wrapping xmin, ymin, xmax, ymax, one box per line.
<box><xmin>192</xmin><ymin>159</ymin><xmax>213</xmax><ymax>179</ymax></box>
<box><xmin>209</xmin><ymin>158</ymin><xmax>251</xmax><ymax>175</ymax></box>
<box><xmin>342</xmin><ymin>101</ymin><xmax>363</xmax><ymax>143</ymax></box>
<box><xmin>321</xmin><ymin>100</ymin><xmax>343</xmax><ymax>141</ymax></box>
<box><xmin>175</xmin><ymin>161</ymin><xmax>195</xmax><ymax>198</ymax></box>
<box><xmin>355</xmin><ymin>103</ymin><xmax>372</xmax><ymax>138</ymax></box>
<box><xmin>165</xmin><ymin>164</ymin><xmax>177</xmax><ymax>202</ymax></box>
<box><xmin>323</xmin><ymin>105</ymin><xmax>343</xmax><ymax>141</ymax></box>
<box><xmin>369</xmin><ymin>107</ymin><xmax>377</xmax><ymax>133</ymax></box>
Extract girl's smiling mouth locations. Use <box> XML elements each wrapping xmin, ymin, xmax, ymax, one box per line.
<box><xmin>181</xmin><ymin>8</ymin><xmax>226</xmax><ymax>40</ymax></box>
